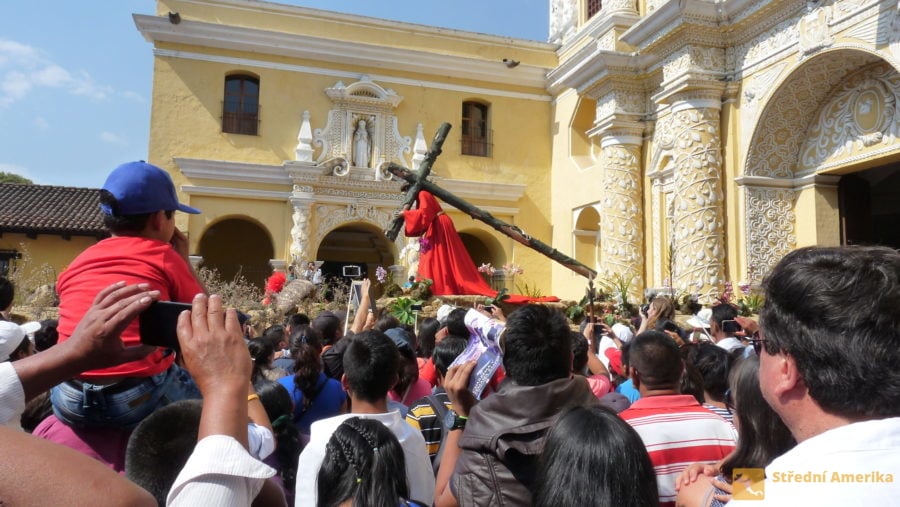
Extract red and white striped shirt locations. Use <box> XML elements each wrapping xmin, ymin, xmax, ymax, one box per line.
<box><xmin>620</xmin><ymin>395</ymin><xmax>737</xmax><ymax>507</ymax></box>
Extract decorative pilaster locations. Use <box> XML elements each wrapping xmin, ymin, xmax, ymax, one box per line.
<box><xmin>289</xmin><ymin>186</ymin><xmax>315</xmax><ymax>264</ymax></box>
<box><xmin>586</xmin><ymin>77</ymin><xmax>647</xmax><ymax>300</ymax></box>
<box><xmin>598</xmin><ymin>134</ymin><xmax>644</xmax><ymax>300</ymax></box>
<box><xmin>668</xmin><ymin>97</ymin><xmax>726</xmax><ymax>303</ymax></box>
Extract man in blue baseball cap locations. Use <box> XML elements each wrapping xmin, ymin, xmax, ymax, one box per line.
<box><xmin>48</xmin><ymin>161</ymin><xmax>206</xmax><ymax>434</ymax></box>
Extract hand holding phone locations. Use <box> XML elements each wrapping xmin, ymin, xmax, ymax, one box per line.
<box><xmin>140</xmin><ymin>300</ymin><xmax>249</xmax><ymax>352</ymax></box>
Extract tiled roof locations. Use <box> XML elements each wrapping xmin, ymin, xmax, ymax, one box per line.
<box><xmin>0</xmin><ymin>184</ymin><xmax>107</xmax><ymax>237</ymax></box>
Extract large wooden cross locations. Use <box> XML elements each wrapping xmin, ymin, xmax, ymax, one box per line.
<box><xmin>384</xmin><ymin>122</ymin><xmax>598</xmax><ymax>280</ymax></box>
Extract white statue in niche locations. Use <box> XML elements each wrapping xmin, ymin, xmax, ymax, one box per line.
<box><xmin>352</xmin><ymin>120</ymin><xmax>371</xmax><ymax>168</ymax></box>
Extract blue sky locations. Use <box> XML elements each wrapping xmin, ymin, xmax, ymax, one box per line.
<box><xmin>0</xmin><ymin>1</ymin><xmax>548</xmax><ymax>188</ymax></box>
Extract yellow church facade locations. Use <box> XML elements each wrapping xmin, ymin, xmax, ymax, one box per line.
<box><xmin>136</xmin><ymin>0</ymin><xmax>900</xmax><ymax>302</ymax></box>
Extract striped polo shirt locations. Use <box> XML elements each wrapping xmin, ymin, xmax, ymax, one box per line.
<box><xmin>621</xmin><ymin>394</ymin><xmax>737</xmax><ymax>507</ymax></box>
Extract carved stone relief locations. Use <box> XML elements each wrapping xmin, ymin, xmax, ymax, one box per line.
<box><xmin>549</xmin><ymin>0</ymin><xmax>576</xmax><ymax>44</ymax></box>
<box><xmin>599</xmin><ymin>142</ymin><xmax>644</xmax><ymax>298</ymax></box>
<box><xmin>669</xmin><ymin>107</ymin><xmax>726</xmax><ymax>303</ymax></box>
<box><xmin>740</xmin><ymin>63</ymin><xmax>788</xmax><ymax>152</ymax></box>
<box><xmin>745</xmin><ymin>51</ymin><xmax>882</xmax><ymax>178</ymax></box>
<box><xmin>662</xmin><ymin>46</ymin><xmax>726</xmax><ymax>85</ymax></box>
<box><xmin>311</xmin><ymin>202</ymin><xmax>404</xmax><ymax>255</ymax></box>
<box><xmin>311</xmin><ymin>78</ymin><xmax>411</xmax><ymax>172</ymax></box>
<box><xmin>799</xmin><ymin>62</ymin><xmax>900</xmax><ymax>171</ymax></box>
<box><xmin>289</xmin><ymin>199</ymin><xmax>312</xmax><ymax>264</ymax></box>
<box><xmin>798</xmin><ymin>2</ymin><xmax>834</xmax><ymax>57</ymax></box>
<box><xmin>744</xmin><ymin>187</ymin><xmax>797</xmax><ymax>279</ymax></box>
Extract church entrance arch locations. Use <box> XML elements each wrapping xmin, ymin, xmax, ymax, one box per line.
<box><xmin>315</xmin><ymin>222</ymin><xmax>396</xmax><ymax>282</ymax></box>
<box><xmin>198</xmin><ymin>217</ymin><xmax>274</xmax><ymax>288</ymax></box>
<box><xmin>741</xmin><ymin>50</ymin><xmax>900</xmax><ymax>277</ymax></box>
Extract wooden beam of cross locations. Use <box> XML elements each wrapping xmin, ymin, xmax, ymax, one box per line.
<box><xmin>384</xmin><ymin>123</ymin><xmax>598</xmax><ymax>280</ymax></box>
<box><xmin>384</xmin><ymin>123</ymin><xmax>451</xmax><ymax>242</ymax></box>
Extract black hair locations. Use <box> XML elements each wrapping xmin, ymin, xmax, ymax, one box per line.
<box><xmin>318</xmin><ymin>417</ymin><xmax>409</xmax><ymax>507</ymax></box>
<box><xmin>286</xmin><ymin>313</ymin><xmax>311</xmax><ymax>330</ymax></box>
<box><xmin>533</xmin><ymin>405</ymin><xmax>658</xmax><ymax>507</ymax></box>
<box><xmin>444</xmin><ymin>308</ymin><xmax>469</xmax><ymax>337</ymax></box>
<box><xmin>312</xmin><ymin>313</ymin><xmax>342</xmax><ymax>346</ymax></box>
<box><xmin>760</xmin><ymin>246</ymin><xmax>900</xmax><ymax>418</ymax></box>
<box><xmin>416</xmin><ymin>317</ymin><xmax>440</xmax><ymax>359</ymax></box>
<box><xmin>373</xmin><ymin>314</ymin><xmax>402</xmax><ymax>333</ymax></box>
<box><xmin>388</xmin><ymin>328</ymin><xmax>419</xmax><ymax>402</ymax></box>
<box><xmin>719</xmin><ymin>356</ymin><xmax>796</xmax><ymax>480</ymax></box>
<box><xmin>570</xmin><ymin>330</ymin><xmax>589</xmax><ymax>374</ymax></box>
<box><xmin>690</xmin><ymin>342</ymin><xmax>733</xmax><ymax>402</ymax></box>
<box><xmin>9</xmin><ymin>335</ymin><xmax>32</xmax><ymax>361</ymax></box>
<box><xmin>289</xmin><ymin>324</ymin><xmax>324</xmax><ymax>407</ymax></box>
<box><xmin>711</xmin><ymin>303</ymin><xmax>738</xmax><ymax>328</ymax></box>
<box><xmin>262</xmin><ymin>324</ymin><xmax>286</xmax><ymax>348</ymax></box>
<box><xmin>431</xmin><ymin>335</ymin><xmax>468</xmax><ymax>379</ymax></box>
<box><xmin>99</xmin><ymin>189</ymin><xmax>173</xmax><ymax>234</ymax></box>
<box><xmin>342</xmin><ymin>331</ymin><xmax>400</xmax><ymax>403</ymax></box>
<box><xmin>247</xmin><ymin>337</ymin><xmax>275</xmax><ymax>384</ymax></box>
<box><xmin>629</xmin><ymin>330</ymin><xmax>684</xmax><ymax>390</ymax></box>
<box><xmin>253</xmin><ymin>380</ymin><xmax>302</xmax><ymax>494</ymax></box>
<box><xmin>502</xmin><ymin>305</ymin><xmax>572</xmax><ymax>386</ymax></box>
<box><xmin>125</xmin><ymin>400</ymin><xmax>202</xmax><ymax>507</ymax></box>
<box><xmin>0</xmin><ymin>277</ymin><xmax>12</xmax><ymax>311</ymax></box>
<box><xmin>33</xmin><ymin>319</ymin><xmax>59</xmax><ymax>352</ymax></box>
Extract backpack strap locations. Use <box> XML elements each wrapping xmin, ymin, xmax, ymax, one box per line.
<box><xmin>425</xmin><ymin>392</ymin><xmax>450</xmax><ymax>475</ymax></box>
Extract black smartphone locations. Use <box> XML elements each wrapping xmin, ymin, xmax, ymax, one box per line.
<box><xmin>721</xmin><ymin>319</ymin><xmax>742</xmax><ymax>334</ymax></box>
<box><xmin>139</xmin><ymin>301</ymin><xmax>192</xmax><ymax>352</ymax></box>
<box><xmin>139</xmin><ymin>301</ymin><xmax>250</xmax><ymax>352</ymax></box>
<box><xmin>411</xmin><ymin>304</ymin><xmax>423</xmax><ymax>312</ymax></box>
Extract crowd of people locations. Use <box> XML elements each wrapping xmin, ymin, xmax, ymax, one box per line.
<box><xmin>0</xmin><ymin>161</ymin><xmax>898</xmax><ymax>506</ymax></box>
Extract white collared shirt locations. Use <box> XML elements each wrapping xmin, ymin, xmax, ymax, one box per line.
<box><xmin>168</xmin><ymin>434</ymin><xmax>276</xmax><ymax>506</ymax></box>
<box><xmin>716</xmin><ymin>336</ymin><xmax>745</xmax><ymax>352</ymax></box>
<box><xmin>727</xmin><ymin>418</ymin><xmax>900</xmax><ymax>506</ymax></box>
<box><xmin>0</xmin><ymin>361</ymin><xmax>26</xmax><ymax>428</ymax></box>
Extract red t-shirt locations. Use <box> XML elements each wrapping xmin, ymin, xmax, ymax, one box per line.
<box><xmin>57</xmin><ymin>236</ymin><xmax>204</xmax><ymax>379</ymax></box>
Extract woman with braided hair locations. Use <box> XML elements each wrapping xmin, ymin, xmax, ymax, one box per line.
<box><xmin>317</xmin><ymin>417</ymin><xmax>426</xmax><ymax>507</ymax></box>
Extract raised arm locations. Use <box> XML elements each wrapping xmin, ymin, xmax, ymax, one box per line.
<box><xmin>11</xmin><ymin>281</ymin><xmax>158</xmax><ymax>402</ymax></box>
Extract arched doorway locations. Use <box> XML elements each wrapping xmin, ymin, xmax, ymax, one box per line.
<box><xmin>742</xmin><ymin>51</ymin><xmax>900</xmax><ymax>276</ymax></box>
<box><xmin>459</xmin><ymin>229</ymin><xmax>506</xmax><ymax>290</ymax></box>
<box><xmin>199</xmin><ymin>218</ymin><xmax>274</xmax><ymax>288</ymax></box>
<box><xmin>316</xmin><ymin>223</ymin><xmax>396</xmax><ymax>283</ymax></box>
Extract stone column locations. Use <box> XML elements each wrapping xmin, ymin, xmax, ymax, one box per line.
<box><xmin>668</xmin><ymin>97</ymin><xmax>726</xmax><ymax>303</ymax></box>
<box><xmin>598</xmin><ymin>130</ymin><xmax>644</xmax><ymax>300</ymax></box>
<box><xmin>289</xmin><ymin>186</ymin><xmax>315</xmax><ymax>264</ymax></box>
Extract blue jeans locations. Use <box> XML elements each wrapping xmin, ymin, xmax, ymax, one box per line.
<box><xmin>50</xmin><ymin>363</ymin><xmax>201</xmax><ymax>429</ymax></box>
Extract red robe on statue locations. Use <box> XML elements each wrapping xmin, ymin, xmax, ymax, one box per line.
<box><xmin>402</xmin><ymin>191</ymin><xmax>559</xmax><ymax>304</ymax></box>
<box><xmin>403</xmin><ymin>191</ymin><xmax>495</xmax><ymax>296</ymax></box>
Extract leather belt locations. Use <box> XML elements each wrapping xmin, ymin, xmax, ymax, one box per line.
<box><xmin>65</xmin><ymin>376</ymin><xmax>147</xmax><ymax>396</ymax></box>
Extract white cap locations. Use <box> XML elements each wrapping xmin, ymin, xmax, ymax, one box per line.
<box><xmin>687</xmin><ymin>308</ymin><xmax>713</xmax><ymax>329</ymax></box>
<box><xmin>612</xmin><ymin>323</ymin><xmax>634</xmax><ymax>343</ymax></box>
<box><xmin>0</xmin><ymin>321</ymin><xmax>37</xmax><ymax>362</ymax></box>
<box><xmin>436</xmin><ymin>304</ymin><xmax>456</xmax><ymax>325</ymax></box>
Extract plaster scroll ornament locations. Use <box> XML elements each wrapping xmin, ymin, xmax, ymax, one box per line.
<box><xmin>799</xmin><ymin>63</ymin><xmax>899</xmax><ymax>172</ymax></box>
